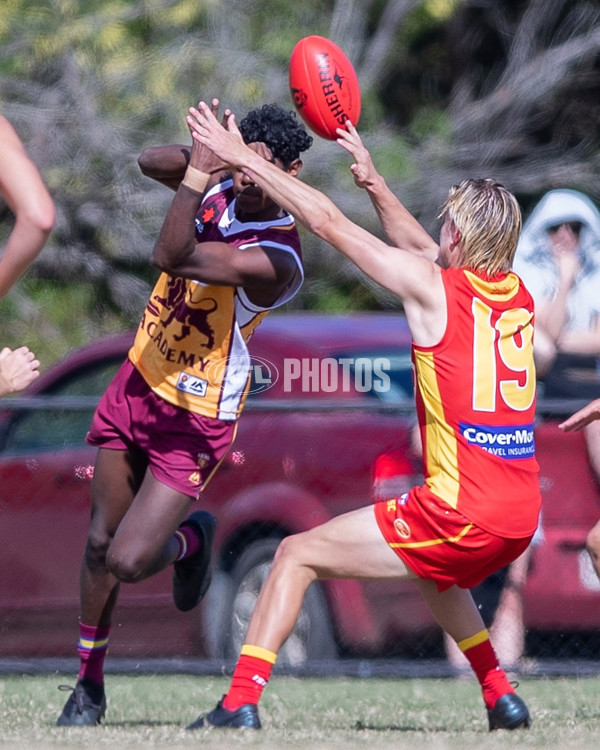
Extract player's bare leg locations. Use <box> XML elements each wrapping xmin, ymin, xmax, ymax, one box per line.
<box><xmin>414</xmin><ymin>578</ymin><xmax>531</xmax><ymax>729</ymax></box>
<box><xmin>190</xmin><ymin>503</ymin><xmax>530</xmax><ymax>731</ymax></box>
<box><xmin>58</xmin><ymin>447</ymin><xmax>194</xmax><ymax>727</ymax></box>
<box><xmin>244</xmin><ymin>504</ymin><xmax>414</xmax><ymax>650</ymax></box>
<box><xmin>586</xmin><ymin>517</ymin><xmax>600</xmax><ymax>579</ymax></box>
<box><xmin>78</xmin><ymin>447</ymin><xmax>143</xmax><ymax>625</ymax></box>
<box><xmin>187</xmin><ymin>505</ymin><xmax>416</xmax><ymax>729</ymax></box>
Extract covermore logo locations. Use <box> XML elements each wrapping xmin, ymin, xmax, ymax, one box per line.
<box><xmin>203</xmin><ymin>356</ymin><xmax>392</xmax><ymax>395</ymax></box>
<box><xmin>459</xmin><ymin>421</ymin><xmax>535</xmax><ymax>460</ymax></box>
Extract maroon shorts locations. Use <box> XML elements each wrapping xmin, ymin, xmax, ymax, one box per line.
<box><xmin>87</xmin><ymin>360</ymin><xmax>236</xmax><ymax>498</ymax></box>
<box><xmin>374</xmin><ymin>487</ymin><xmax>533</xmax><ymax>592</ymax></box>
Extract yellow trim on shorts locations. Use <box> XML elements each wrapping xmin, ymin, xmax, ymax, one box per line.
<box><xmin>199</xmin><ymin>421</ymin><xmax>238</xmax><ymax>493</ymax></box>
<box><xmin>388</xmin><ymin>523</ymin><xmax>474</xmax><ymax>549</ymax></box>
<box><xmin>241</xmin><ymin>644</ymin><xmax>278</xmax><ymax>664</ymax></box>
<box><xmin>457</xmin><ymin>628</ymin><xmax>490</xmax><ymax>652</ymax></box>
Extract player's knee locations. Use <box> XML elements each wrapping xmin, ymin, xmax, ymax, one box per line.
<box><xmin>273</xmin><ymin>535</ymin><xmax>300</xmax><ymax>566</ymax></box>
<box><xmin>84</xmin><ymin>529</ymin><xmax>111</xmax><ymax>572</ymax></box>
<box><xmin>274</xmin><ymin>534</ymin><xmax>318</xmax><ymax>583</ymax></box>
<box><xmin>105</xmin><ymin>545</ymin><xmax>150</xmax><ymax>583</ymax></box>
<box><xmin>105</xmin><ymin>555</ymin><xmax>144</xmax><ymax>583</ymax></box>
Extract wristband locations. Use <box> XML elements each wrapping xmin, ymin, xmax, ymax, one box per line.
<box><xmin>181</xmin><ymin>165</ymin><xmax>210</xmax><ymax>194</ymax></box>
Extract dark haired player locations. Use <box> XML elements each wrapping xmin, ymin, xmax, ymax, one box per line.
<box><xmin>56</xmin><ymin>100</ymin><xmax>312</xmax><ymax>726</ymax></box>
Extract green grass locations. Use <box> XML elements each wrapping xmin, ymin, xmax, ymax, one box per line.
<box><xmin>1</xmin><ymin>673</ymin><xmax>600</xmax><ymax>749</ymax></box>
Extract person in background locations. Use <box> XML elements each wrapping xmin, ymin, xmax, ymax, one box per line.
<box><xmin>184</xmin><ymin>103</ymin><xmax>540</xmax><ymax>732</ymax></box>
<box><xmin>512</xmin><ymin>189</ymin><xmax>600</xmax><ymax>657</ymax></box>
<box><xmin>560</xmin><ymin>399</ymin><xmax>600</xmax><ymax>580</ymax></box>
<box><xmin>55</xmin><ymin>100</ymin><xmax>312</xmax><ymax>727</ymax></box>
<box><xmin>0</xmin><ymin>115</ymin><xmax>55</xmax><ymax>395</ymax></box>
<box><xmin>513</xmin><ymin>189</ymin><xmax>600</xmax><ymax>393</ymax></box>
<box><xmin>513</xmin><ymin>189</ymin><xmax>600</xmax><ymax>476</ymax></box>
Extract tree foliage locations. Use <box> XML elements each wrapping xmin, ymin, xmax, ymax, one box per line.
<box><xmin>0</xmin><ymin>0</ymin><xmax>599</xmax><ymax>361</ymax></box>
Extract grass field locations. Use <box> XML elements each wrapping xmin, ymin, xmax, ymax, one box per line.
<box><xmin>1</xmin><ymin>673</ymin><xmax>600</xmax><ymax>749</ymax></box>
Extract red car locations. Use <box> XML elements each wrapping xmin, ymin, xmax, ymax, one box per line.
<box><xmin>0</xmin><ymin>313</ymin><xmax>598</xmax><ymax>663</ymax></box>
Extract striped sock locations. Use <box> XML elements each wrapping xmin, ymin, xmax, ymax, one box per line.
<box><xmin>174</xmin><ymin>525</ymin><xmax>201</xmax><ymax>561</ymax></box>
<box><xmin>458</xmin><ymin>628</ymin><xmax>514</xmax><ymax>709</ymax></box>
<box><xmin>222</xmin><ymin>644</ymin><xmax>277</xmax><ymax>711</ymax></box>
<box><xmin>77</xmin><ymin>623</ymin><xmax>110</xmax><ymax>686</ymax></box>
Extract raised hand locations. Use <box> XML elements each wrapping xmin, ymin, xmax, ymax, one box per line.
<box><xmin>335</xmin><ymin>120</ymin><xmax>378</xmax><ymax>190</ymax></box>
<box><xmin>548</xmin><ymin>223</ymin><xmax>581</xmax><ymax>289</ymax></box>
<box><xmin>186</xmin><ymin>98</ymin><xmax>231</xmax><ymax>174</ymax></box>
<box><xmin>559</xmin><ymin>398</ymin><xmax>600</xmax><ymax>432</ymax></box>
<box><xmin>0</xmin><ymin>345</ymin><xmax>40</xmax><ymax>395</ymax></box>
<box><xmin>187</xmin><ymin>101</ymin><xmax>250</xmax><ymax>170</ymax></box>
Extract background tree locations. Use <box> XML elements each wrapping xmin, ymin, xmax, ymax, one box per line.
<box><xmin>0</xmin><ymin>0</ymin><xmax>599</xmax><ymax>363</ymax></box>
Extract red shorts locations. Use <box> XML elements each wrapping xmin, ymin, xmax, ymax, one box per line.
<box><xmin>87</xmin><ymin>360</ymin><xmax>236</xmax><ymax>498</ymax></box>
<box><xmin>374</xmin><ymin>486</ymin><xmax>533</xmax><ymax>592</ymax></box>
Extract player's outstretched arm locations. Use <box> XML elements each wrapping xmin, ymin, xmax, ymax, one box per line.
<box><xmin>336</xmin><ymin>122</ymin><xmax>438</xmax><ymax>261</ymax></box>
<box><xmin>0</xmin><ymin>117</ymin><xmax>55</xmax><ymax>299</ymax></box>
<box><xmin>138</xmin><ymin>144</ymin><xmax>192</xmax><ymax>190</ymax></box>
<box><xmin>559</xmin><ymin>399</ymin><xmax>600</xmax><ymax>432</ymax></box>
<box><xmin>187</xmin><ymin>101</ymin><xmax>439</xmax><ymax>309</ymax></box>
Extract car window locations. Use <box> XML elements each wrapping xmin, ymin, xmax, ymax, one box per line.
<box><xmin>332</xmin><ymin>350</ymin><xmax>414</xmax><ymax>403</ymax></box>
<box><xmin>246</xmin><ymin>348</ymin><xmax>414</xmax><ymax>404</ymax></box>
<box><xmin>0</xmin><ymin>358</ymin><xmax>122</xmax><ymax>453</ymax></box>
<box><xmin>44</xmin><ymin>358</ymin><xmax>123</xmax><ymax>398</ymax></box>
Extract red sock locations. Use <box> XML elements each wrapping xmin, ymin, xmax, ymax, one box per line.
<box><xmin>458</xmin><ymin>629</ymin><xmax>513</xmax><ymax>709</ymax></box>
<box><xmin>222</xmin><ymin>645</ymin><xmax>277</xmax><ymax>711</ymax></box>
<box><xmin>174</xmin><ymin>525</ymin><xmax>201</xmax><ymax>561</ymax></box>
<box><xmin>77</xmin><ymin>623</ymin><xmax>110</xmax><ymax>686</ymax></box>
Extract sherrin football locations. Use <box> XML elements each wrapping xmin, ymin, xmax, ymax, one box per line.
<box><xmin>289</xmin><ymin>35</ymin><xmax>361</xmax><ymax>140</ymax></box>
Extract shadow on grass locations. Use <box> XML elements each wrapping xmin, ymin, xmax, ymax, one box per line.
<box><xmin>105</xmin><ymin>720</ymin><xmax>184</xmax><ymax>728</ymax></box>
<box><xmin>354</xmin><ymin>720</ymin><xmax>464</xmax><ymax>732</ymax></box>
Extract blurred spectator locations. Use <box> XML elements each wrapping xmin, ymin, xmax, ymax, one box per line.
<box><xmin>513</xmin><ymin>189</ymin><xmax>600</xmax><ymax>398</ymax></box>
<box><xmin>0</xmin><ymin>114</ymin><xmax>55</xmax><ymax>394</ymax></box>
<box><xmin>492</xmin><ymin>189</ymin><xmax>600</xmax><ymax>666</ymax></box>
<box><xmin>560</xmin><ymin>399</ymin><xmax>600</xmax><ymax>581</ymax></box>
<box><xmin>513</xmin><ymin>188</ymin><xmax>600</xmax><ymax>564</ymax></box>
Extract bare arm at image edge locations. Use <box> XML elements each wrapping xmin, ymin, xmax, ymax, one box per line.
<box><xmin>0</xmin><ymin>116</ymin><xmax>55</xmax><ymax>298</ymax></box>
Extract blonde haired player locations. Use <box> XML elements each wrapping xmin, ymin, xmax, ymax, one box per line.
<box><xmin>185</xmin><ymin>103</ymin><xmax>540</xmax><ymax>732</ymax></box>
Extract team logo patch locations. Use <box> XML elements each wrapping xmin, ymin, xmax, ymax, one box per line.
<box><xmin>176</xmin><ymin>372</ymin><xmax>208</xmax><ymax>397</ymax></box>
<box><xmin>197</xmin><ymin>452</ymin><xmax>210</xmax><ymax>470</ymax></box>
<box><xmin>195</xmin><ymin>204</ymin><xmax>217</xmax><ymax>235</ymax></box>
<box><xmin>188</xmin><ymin>471</ymin><xmax>201</xmax><ymax>485</ymax></box>
<box><xmin>459</xmin><ymin>421</ymin><xmax>535</xmax><ymax>459</ymax></box>
<box><xmin>393</xmin><ymin>518</ymin><xmax>411</xmax><ymax>539</ymax></box>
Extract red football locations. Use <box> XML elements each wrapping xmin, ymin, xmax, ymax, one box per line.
<box><xmin>289</xmin><ymin>35</ymin><xmax>361</xmax><ymax>140</ymax></box>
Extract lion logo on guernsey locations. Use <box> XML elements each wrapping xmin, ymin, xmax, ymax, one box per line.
<box><xmin>459</xmin><ymin>422</ymin><xmax>535</xmax><ymax>459</ymax></box>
